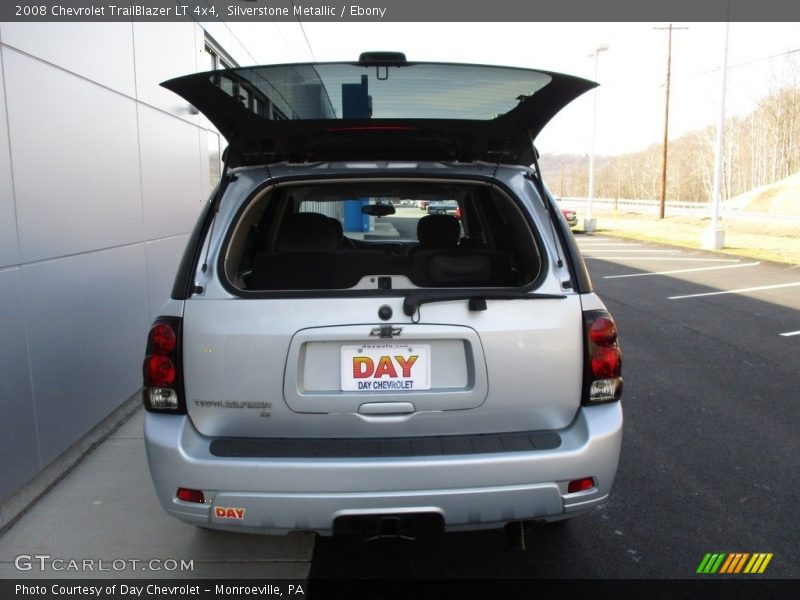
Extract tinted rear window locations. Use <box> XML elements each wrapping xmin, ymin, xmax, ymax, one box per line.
<box><xmin>209</xmin><ymin>63</ymin><xmax>552</xmax><ymax>121</ymax></box>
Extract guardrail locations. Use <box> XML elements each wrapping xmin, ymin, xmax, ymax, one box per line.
<box><xmin>558</xmin><ymin>198</ymin><xmax>800</xmax><ymax>223</ymax></box>
<box><xmin>560</xmin><ymin>197</ymin><xmax>710</xmax><ymax>211</ymax></box>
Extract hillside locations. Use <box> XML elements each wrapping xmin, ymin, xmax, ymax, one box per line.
<box><xmin>542</xmin><ymin>86</ymin><xmax>799</xmax><ymax>203</ymax></box>
<box><xmin>727</xmin><ymin>171</ymin><xmax>800</xmax><ymax>215</ymax></box>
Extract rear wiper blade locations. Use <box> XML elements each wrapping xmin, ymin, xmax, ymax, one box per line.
<box><xmin>402</xmin><ymin>290</ymin><xmax>566</xmax><ymax>316</ymax></box>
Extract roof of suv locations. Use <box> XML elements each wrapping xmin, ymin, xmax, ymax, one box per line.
<box><xmin>162</xmin><ymin>55</ymin><xmax>595</xmax><ymax>166</ymax></box>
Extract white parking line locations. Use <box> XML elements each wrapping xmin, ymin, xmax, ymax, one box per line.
<box><xmin>586</xmin><ymin>257</ymin><xmax>741</xmax><ymax>262</ymax></box>
<box><xmin>779</xmin><ymin>331</ymin><xmax>800</xmax><ymax>337</ymax></box>
<box><xmin>578</xmin><ymin>243</ymin><xmax>644</xmax><ymax>247</ymax></box>
<box><xmin>669</xmin><ymin>282</ymin><xmax>800</xmax><ymax>300</ymax></box>
<box><xmin>604</xmin><ymin>261</ymin><xmax>759</xmax><ymax>279</ymax></box>
<box><xmin>577</xmin><ymin>241</ymin><xmax>642</xmax><ymax>246</ymax></box>
<box><xmin>583</xmin><ymin>249</ymin><xmax>682</xmax><ymax>254</ymax></box>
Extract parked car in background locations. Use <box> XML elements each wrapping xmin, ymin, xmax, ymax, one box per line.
<box><xmin>142</xmin><ymin>53</ymin><xmax>623</xmax><ymax>540</ymax></box>
<box><xmin>561</xmin><ymin>208</ymin><xmax>578</xmax><ymax>227</ymax></box>
<box><xmin>426</xmin><ymin>200</ymin><xmax>459</xmax><ymax>215</ymax></box>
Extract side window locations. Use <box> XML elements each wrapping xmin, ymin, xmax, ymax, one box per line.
<box><xmin>458</xmin><ymin>195</ymin><xmax>485</xmax><ymax>247</ymax></box>
<box><xmin>202</xmin><ymin>36</ymin><xmax>236</xmax><ymax>191</ymax></box>
<box><xmin>298</xmin><ymin>200</ymin><xmax>344</xmax><ymax>221</ymax></box>
<box><xmin>204</xmin><ymin>37</ymin><xmax>294</xmax><ymax>123</ymax></box>
<box><xmin>475</xmin><ymin>193</ymin><xmax>511</xmax><ymax>254</ymax></box>
<box><xmin>204</xmin><ymin>38</ymin><xmax>236</xmax><ymax>71</ymax></box>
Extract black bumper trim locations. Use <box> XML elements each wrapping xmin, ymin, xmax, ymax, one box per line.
<box><xmin>209</xmin><ymin>430</ymin><xmax>561</xmax><ymax>458</ymax></box>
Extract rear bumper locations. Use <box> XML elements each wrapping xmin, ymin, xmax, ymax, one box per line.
<box><xmin>144</xmin><ymin>403</ymin><xmax>622</xmax><ymax>534</ymax></box>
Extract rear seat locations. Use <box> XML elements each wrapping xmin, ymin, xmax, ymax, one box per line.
<box><xmin>410</xmin><ymin>214</ymin><xmax>516</xmax><ymax>287</ymax></box>
<box><xmin>412</xmin><ymin>250</ymin><xmax>515</xmax><ymax>287</ymax></box>
<box><xmin>249</xmin><ymin>213</ymin><xmax>410</xmax><ymax>290</ymax></box>
<box><xmin>248</xmin><ymin>212</ymin><xmax>515</xmax><ymax>290</ymax></box>
<box><xmin>249</xmin><ymin>213</ymin><xmax>340</xmax><ymax>289</ymax></box>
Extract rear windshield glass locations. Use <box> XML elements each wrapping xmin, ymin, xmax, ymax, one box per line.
<box><xmin>223</xmin><ymin>181</ymin><xmax>544</xmax><ymax>292</ymax></box>
<box><xmin>209</xmin><ymin>63</ymin><xmax>552</xmax><ymax>121</ymax></box>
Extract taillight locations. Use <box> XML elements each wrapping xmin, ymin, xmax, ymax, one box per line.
<box><xmin>142</xmin><ymin>317</ymin><xmax>184</xmax><ymax>413</ymax></box>
<box><xmin>592</xmin><ymin>347</ymin><xmax>621</xmax><ymax>379</ymax></box>
<box><xmin>589</xmin><ymin>316</ymin><xmax>617</xmax><ymax>346</ymax></box>
<box><xmin>176</xmin><ymin>488</ymin><xmax>205</xmax><ymax>503</ymax></box>
<box><xmin>583</xmin><ymin>310</ymin><xmax>623</xmax><ymax>404</ymax></box>
<box><xmin>149</xmin><ymin>323</ymin><xmax>177</xmax><ymax>354</ymax></box>
<box><xmin>568</xmin><ymin>477</ymin><xmax>595</xmax><ymax>493</ymax></box>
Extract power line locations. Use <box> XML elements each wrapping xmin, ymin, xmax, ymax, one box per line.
<box><xmin>683</xmin><ymin>47</ymin><xmax>800</xmax><ymax>80</ymax></box>
<box><xmin>289</xmin><ymin>1</ymin><xmax>317</xmax><ymax>62</ymax></box>
<box><xmin>592</xmin><ymin>47</ymin><xmax>800</xmax><ymax>91</ymax></box>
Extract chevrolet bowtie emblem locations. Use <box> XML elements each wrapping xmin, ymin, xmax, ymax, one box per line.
<box><xmin>370</xmin><ymin>326</ymin><xmax>403</xmax><ymax>338</ymax></box>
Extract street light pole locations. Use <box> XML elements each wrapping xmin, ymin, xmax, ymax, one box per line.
<box><xmin>584</xmin><ymin>43</ymin><xmax>609</xmax><ymax>234</ymax></box>
<box><xmin>703</xmin><ymin>20</ymin><xmax>730</xmax><ymax>250</ymax></box>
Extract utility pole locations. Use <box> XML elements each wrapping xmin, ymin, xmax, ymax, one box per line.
<box><xmin>654</xmin><ymin>24</ymin><xmax>688</xmax><ymax>219</ymax></box>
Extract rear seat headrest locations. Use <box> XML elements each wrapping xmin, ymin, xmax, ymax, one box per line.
<box><xmin>417</xmin><ymin>214</ymin><xmax>461</xmax><ymax>249</ymax></box>
<box><xmin>276</xmin><ymin>213</ymin><xmax>339</xmax><ymax>253</ymax></box>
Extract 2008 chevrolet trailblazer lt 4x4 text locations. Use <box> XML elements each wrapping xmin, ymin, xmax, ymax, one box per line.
<box><xmin>142</xmin><ymin>53</ymin><xmax>623</xmax><ymax>537</ymax></box>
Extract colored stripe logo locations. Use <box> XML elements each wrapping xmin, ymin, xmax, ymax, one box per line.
<box><xmin>696</xmin><ymin>553</ymin><xmax>773</xmax><ymax>574</ymax></box>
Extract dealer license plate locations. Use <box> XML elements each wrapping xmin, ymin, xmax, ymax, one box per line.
<box><xmin>340</xmin><ymin>344</ymin><xmax>431</xmax><ymax>391</ymax></box>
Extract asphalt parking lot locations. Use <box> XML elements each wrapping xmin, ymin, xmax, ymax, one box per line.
<box><xmin>311</xmin><ymin>234</ymin><xmax>800</xmax><ymax>579</ymax></box>
<box><xmin>1</xmin><ymin>234</ymin><xmax>797</xmax><ymax>581</ymax></box>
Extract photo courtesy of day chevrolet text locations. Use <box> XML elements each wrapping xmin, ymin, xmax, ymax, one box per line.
<box><xmin>14</xmin><ymin>584</ymin><xmax>304</xmax><ymax>597</ymax></box>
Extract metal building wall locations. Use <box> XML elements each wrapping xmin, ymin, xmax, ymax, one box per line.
<box><xmin>0</xmin><ymin>21</ymin><xmax>311</xmax><ymax>506</ymax></box>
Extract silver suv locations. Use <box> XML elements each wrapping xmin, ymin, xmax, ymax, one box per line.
<box><xmin>142</xmin><ymin>53</ymin><xmax>623</xmax><ymax>536</ymax></box>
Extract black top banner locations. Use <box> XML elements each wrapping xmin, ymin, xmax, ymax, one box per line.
<box><xmin>3</xmin><ymin>0</ymin><xmax>800</xmax><ymax>22</ymax></box>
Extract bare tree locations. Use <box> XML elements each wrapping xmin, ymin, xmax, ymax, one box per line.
<box><xmin>554</xmin><ymin>69</ymin><xmax>800</xmax><ymax>204</ymax></box>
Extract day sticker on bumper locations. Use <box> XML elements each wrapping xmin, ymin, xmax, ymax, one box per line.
<box><xmin>214</xmin><ymin>506</ymin><xmax>246</xmax><ymax>520</ymax></box>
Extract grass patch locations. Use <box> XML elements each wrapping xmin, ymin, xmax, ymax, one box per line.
<box><xmin>576</xmin><ymin>211</ymin><xmax>800</xmax><ymax>266</ymax></box>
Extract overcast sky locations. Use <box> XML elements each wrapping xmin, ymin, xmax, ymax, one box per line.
<box><xmin>298</xmin><ymin>22</ymin><xmax>800</xmax><ymax>156</ymax></box>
